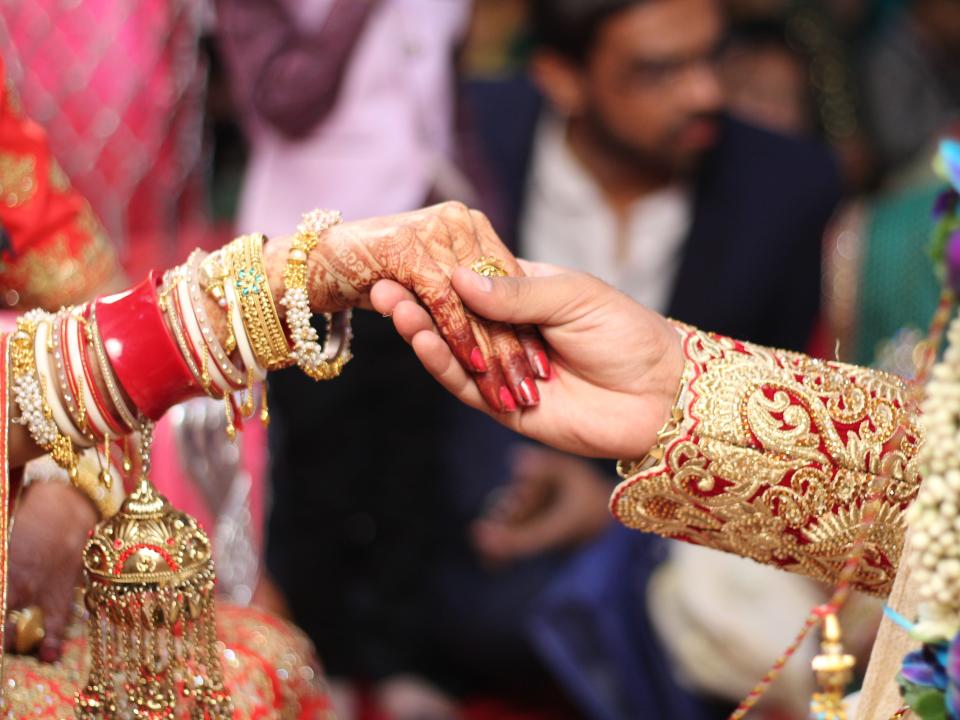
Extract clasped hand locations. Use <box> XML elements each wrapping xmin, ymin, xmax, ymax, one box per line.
<box><xmin>290</xmin><ymin>201</ymin><xmax>683</xmax><ymax>459</ymax></box>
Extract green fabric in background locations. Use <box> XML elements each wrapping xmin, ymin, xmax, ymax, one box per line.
<box><xmin>855</xmin><ymin>183</ymin><xmax>941</xmax><ymax>367</ymax></box>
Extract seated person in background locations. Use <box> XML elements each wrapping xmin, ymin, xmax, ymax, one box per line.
<box><xmin>719</xmin><ymin>20</ymin><xmax>816</xmax><ymax>138</ymax></box>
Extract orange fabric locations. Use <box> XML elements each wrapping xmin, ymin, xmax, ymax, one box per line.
<box><xmin>0</xmin><ymin>53</ymin><xmax>118</xmax><ymax>310</ymax></box>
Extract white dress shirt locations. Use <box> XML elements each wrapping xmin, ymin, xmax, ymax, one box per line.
<box><xmin>239</xmin><ymin>0</ymin><xmax>472</xmax><ymax>235</ymax></box>
<box><xmin>520</xmin><ymin>116</ymin><xmax>692</xmax><ymax>313</ymax></box>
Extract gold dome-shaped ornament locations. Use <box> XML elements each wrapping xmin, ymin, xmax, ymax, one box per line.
<box><xmin>75</xmin><ymin>421</ymin><xmax>233</xmax><ymax>720</ymax></box>
<box><xmin>809</xmin><ymin>612</ymin><xmax>855</xmax><ymax>720</ymax></box>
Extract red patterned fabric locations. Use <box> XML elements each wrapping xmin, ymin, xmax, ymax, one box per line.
<box><xmin>0</xmin><ymin>605</ymin><xmax>332</xmax><ymax>718</ymax></box>
<box><xmin>612</xmin><ymin>323</ymin><xmax>923</xmax><ymax>596</ymax></box>
<box><xmin>0</xmin><ymin>2</ymin><xmax>210</xmax><ymax>281</ymax></box>
<box><xmin>0</xmin><ymin>53</ymin><xmax>117</xmax><ymax>310</ymax></box>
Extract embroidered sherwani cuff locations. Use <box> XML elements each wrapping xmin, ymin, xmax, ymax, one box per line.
<box><xmin>611</xmin><ymin>322</ymin><xmax>923</xmax><ymax>596</ymax></box>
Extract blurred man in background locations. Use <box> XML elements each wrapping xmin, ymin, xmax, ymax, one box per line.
<box><xmin>445</xmin><ymin>1</ymin><xmax>844</xmax><ymax>717</ymax></box>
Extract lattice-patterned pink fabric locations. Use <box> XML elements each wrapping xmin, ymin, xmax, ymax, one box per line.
<box><xmin>0</xmin><ymin>0</ymin><xmax>211</xmax><ymax>279</ymax></box>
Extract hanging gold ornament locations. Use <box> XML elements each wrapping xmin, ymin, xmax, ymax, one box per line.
<box><xmin>75</xmin><ymin>421</ymin><xmax>233</xmax><ymax>720</ymax></box>
<box><xmin>809</xmin><ymin>612</ymin><xmax>855</xmax><ymax>720</ymax></box>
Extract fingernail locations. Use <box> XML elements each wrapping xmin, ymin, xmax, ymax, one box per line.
<box><xmin>472</xmin><ymin>273</ymin><xmax>494</xmax><ymax>292</ymax></box>
<box><xmin>518</xmin><ymin>377</ymin><xmax>539</xmax><ymax>406</ymax></box>
<box><xmin>470</xmin><ymin>347</ymin><xmax>488</xmax><ymax>372</ymax></box>
<box><xmin>499</xmin><ymin>386</ymin><xmax>517</xmax><ymax>412</ymax></box>
<box><xmin>533</xmin><ymin>351</ymin><xmax>551</xmax><ymax>379</ymax></box>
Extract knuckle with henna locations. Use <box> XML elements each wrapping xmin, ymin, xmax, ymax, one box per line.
<box><xmin>440</xmin><ymin>200</ymin><xmax>470</xmax><ymax>218</ymax></box>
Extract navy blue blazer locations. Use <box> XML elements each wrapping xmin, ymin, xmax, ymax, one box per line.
<box><xmin>465</xmin><ymin>74</ymin><xmax>841</xmax><ymax>350</ymax></box>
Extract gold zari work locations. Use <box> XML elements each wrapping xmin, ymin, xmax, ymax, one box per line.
<box><xmin>76</xmin><ymin>473</ymin><xmax>232</xmax><ymax>719</ymax></box>
<box><xmin>0</xmin><ymin>151</ymin><xmax>36</xmax><ymax>207</ymax></box>
<box><xmin>612</xmin><ymin>325</ymin><xmax>922</xmax><ymax>596</ymax></box>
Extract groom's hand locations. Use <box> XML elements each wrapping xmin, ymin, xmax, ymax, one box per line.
<box><xmin>371</xmin><ymin>261</ymin><xmax>684</xmax><ymax>459</ymax></box>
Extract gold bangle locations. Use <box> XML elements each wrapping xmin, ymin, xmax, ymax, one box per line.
<box><xmin>11</xmin><ymin>312</ymin><xmax>81</xmax><ymax>480</ymax></box>
<box><xmin>226</xmin><ymin>234</ymin><xmax>290</xmax><ymax>370</ymax></box>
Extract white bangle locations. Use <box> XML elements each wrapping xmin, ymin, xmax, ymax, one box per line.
<box><xmin>65</xmin><ymin>313</ymin><xmax>112</xmax><ymax>440</ymax></box>
<box><xmin>88</xmin><ymin>302</ymin><xmax>139</xmax><ymax>433</ymax></box>
<box><xmin>177</xmin><ymin>271</ymin><xmax>234</xmax><ymax>395</ymax></box>
<box><xmin>224</xmin><ymin>279</ymin><xmax>267</xmax><ymax>382</ymax></box>
<box><xmin>184</xmin><ymin>251</ymin><xmax>246</xmax><ymax>390</ymax></box>
<box><xmin>35</xmin><ymin>319</ymin><xmax>92</xmax><ymax>448</ymax></box>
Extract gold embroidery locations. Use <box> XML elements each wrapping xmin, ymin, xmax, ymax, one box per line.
<box><xmin>612</xmin><ymin>325</ymin><xmax>923</xmax><ymax>596</ymax></box>
<box><xmin>0</xmin><ymin>152</ymin><xmax>36</xmax><ymax>207</ymax></box>
<box><xmin>4</xmin><ymin>78</ymin><xmax>22</xmax><ymax>117</ymax></box>
<box><xmin>0</xmin><ymin>211</ymin><xmax>117</xmax><ymax>310</ymax></box>
<box><xmin>48</xmin><ymin>159</ymin><xmax>70</xmax><ymax>193</ymax></box>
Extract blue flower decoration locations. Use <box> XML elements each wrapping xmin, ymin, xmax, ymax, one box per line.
<box><xmin>936</xmin><ymin>139</ymin><xmax>960</xmax><ymax>194</ymax></box>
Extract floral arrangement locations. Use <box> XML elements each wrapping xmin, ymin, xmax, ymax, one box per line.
<box><xmin>898</xmin><ymin>139</ymin><xmax>960</xmax><ymax>720</ymax></box>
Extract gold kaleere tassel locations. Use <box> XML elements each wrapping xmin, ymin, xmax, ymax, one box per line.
<box><xmin>98</xmin><ymin>434</ymin><xmax>113</xmax><ymax>490</ymax></box>
<box><xmin>75</xmin><ymin>421</ymin><xmax>233</xmax><ymax>720</ymax></box>
<box><xmin>259</xmin><ymin>382</ymin><xmax>270</xmax><ymax>426</ymax></box>
<box><xmin>224</xmin><ymin>396</ymin><xmax>236</xmax><ymax>441</ymax></box>
<box><xmin>809</xmin><ymin>612</ymin><xmax>855</xmax><ymax>720</ymax></box>
<box><xmin>241</xmin><ymin>368</ymin><xmax>255</xmax><ymax>419</ymax></box>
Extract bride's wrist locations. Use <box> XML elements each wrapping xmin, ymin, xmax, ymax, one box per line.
<box><xmin>263</xmin><ymin>234</ymin><xmax>293</xmax><ymax>319</ymax></box>
<box><xmin>263</xmin><ymin>227</ymin><xmax>363</xmax><ymax>315</ymax></box>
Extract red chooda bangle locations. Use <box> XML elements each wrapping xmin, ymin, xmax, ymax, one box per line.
<box><xmin>95</xmin><ymin>272</ymin><xmax>202</xmax><ymax>420</ymax></box>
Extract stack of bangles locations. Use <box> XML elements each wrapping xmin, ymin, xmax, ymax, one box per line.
<box><xmin>11</xmin><ymin>209</ymin><xmax>352</xmax><ymax>517</ymax></box>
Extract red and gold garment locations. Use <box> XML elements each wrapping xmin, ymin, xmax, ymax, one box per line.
<box><xmin>0</xmin><ymin>53</ymin><xmax>331</xmax><ymax>717</ymax></box>
<box><xmin>612</xmin><ymin>323</ymin><xmax>924</xmax><ymax>597</ymax></box>
<box><xmin>0</xmin><ymin>53</ymin><xmax>117</xmax><ymax>310</ymax></box>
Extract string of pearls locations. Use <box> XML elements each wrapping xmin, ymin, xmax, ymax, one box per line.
<box><xmin>12</xmin><ymin>309</ymin><xmax>62</xmax><ymax>449</ymax></box>
<box><xmin>279</xmin><ymin>209</ymin><xmax>353</xmax><ymax>381</ymax></box>
<box><xmin>908</xmin><ymin>308</ymin><xmax>960</xmax><ymax>638</ymax></box>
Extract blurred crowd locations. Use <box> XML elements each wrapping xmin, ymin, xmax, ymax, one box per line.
<box><xmin>1</xmin><ymin>0</ymin><xmax>958</xmax><ymax>719</ymax></box>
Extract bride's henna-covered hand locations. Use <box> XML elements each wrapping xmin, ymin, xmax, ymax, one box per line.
<box><xmin>262</xmin><ymin>202</ymin><xmax>546</xmax><ymax>412</ymax></box>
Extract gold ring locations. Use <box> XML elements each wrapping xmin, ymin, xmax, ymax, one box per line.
<box><xmin>8</xmin><ymin>606</ymin><xmax>45</xmax><ymax>654</ymax></box>
<box><xmin>470</xmin><ymin>256</ymin><xmax>508</xmax><ymax>278</ymax></box>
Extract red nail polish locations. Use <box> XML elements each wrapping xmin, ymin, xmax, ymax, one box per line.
<box><xmin>533</xmin><ymin>351</ymin><xmax>551</xmax><ymax>379</ymax></box>
<box><xmin>470</xmin><ymin>347</ymin><xmax>488</xmax><ymax>373</ymax></box>
<box><xmin>518</xmin><ymin>377</ymin><xmax>539</xmax><ymax>406</ymax></box>
<box><xmin>499</xmin><ymin>386</ymin><xmax>517</xmax><ymax>412</ymax></box>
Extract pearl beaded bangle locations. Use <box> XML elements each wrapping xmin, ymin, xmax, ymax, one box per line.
<box><xmin>35</xmin><ymin>317</ymin><xmax>92</xmax><ymax>448</ymax></box>
<box><xmin>280</xmin><ymin>209</ymin><xmax>353</xmax><ymax>381</ymax></box>
<box><xmin>12</xmin><ymin>310</ymin><xmax>81</xmax><ymax>480</ymax></box>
